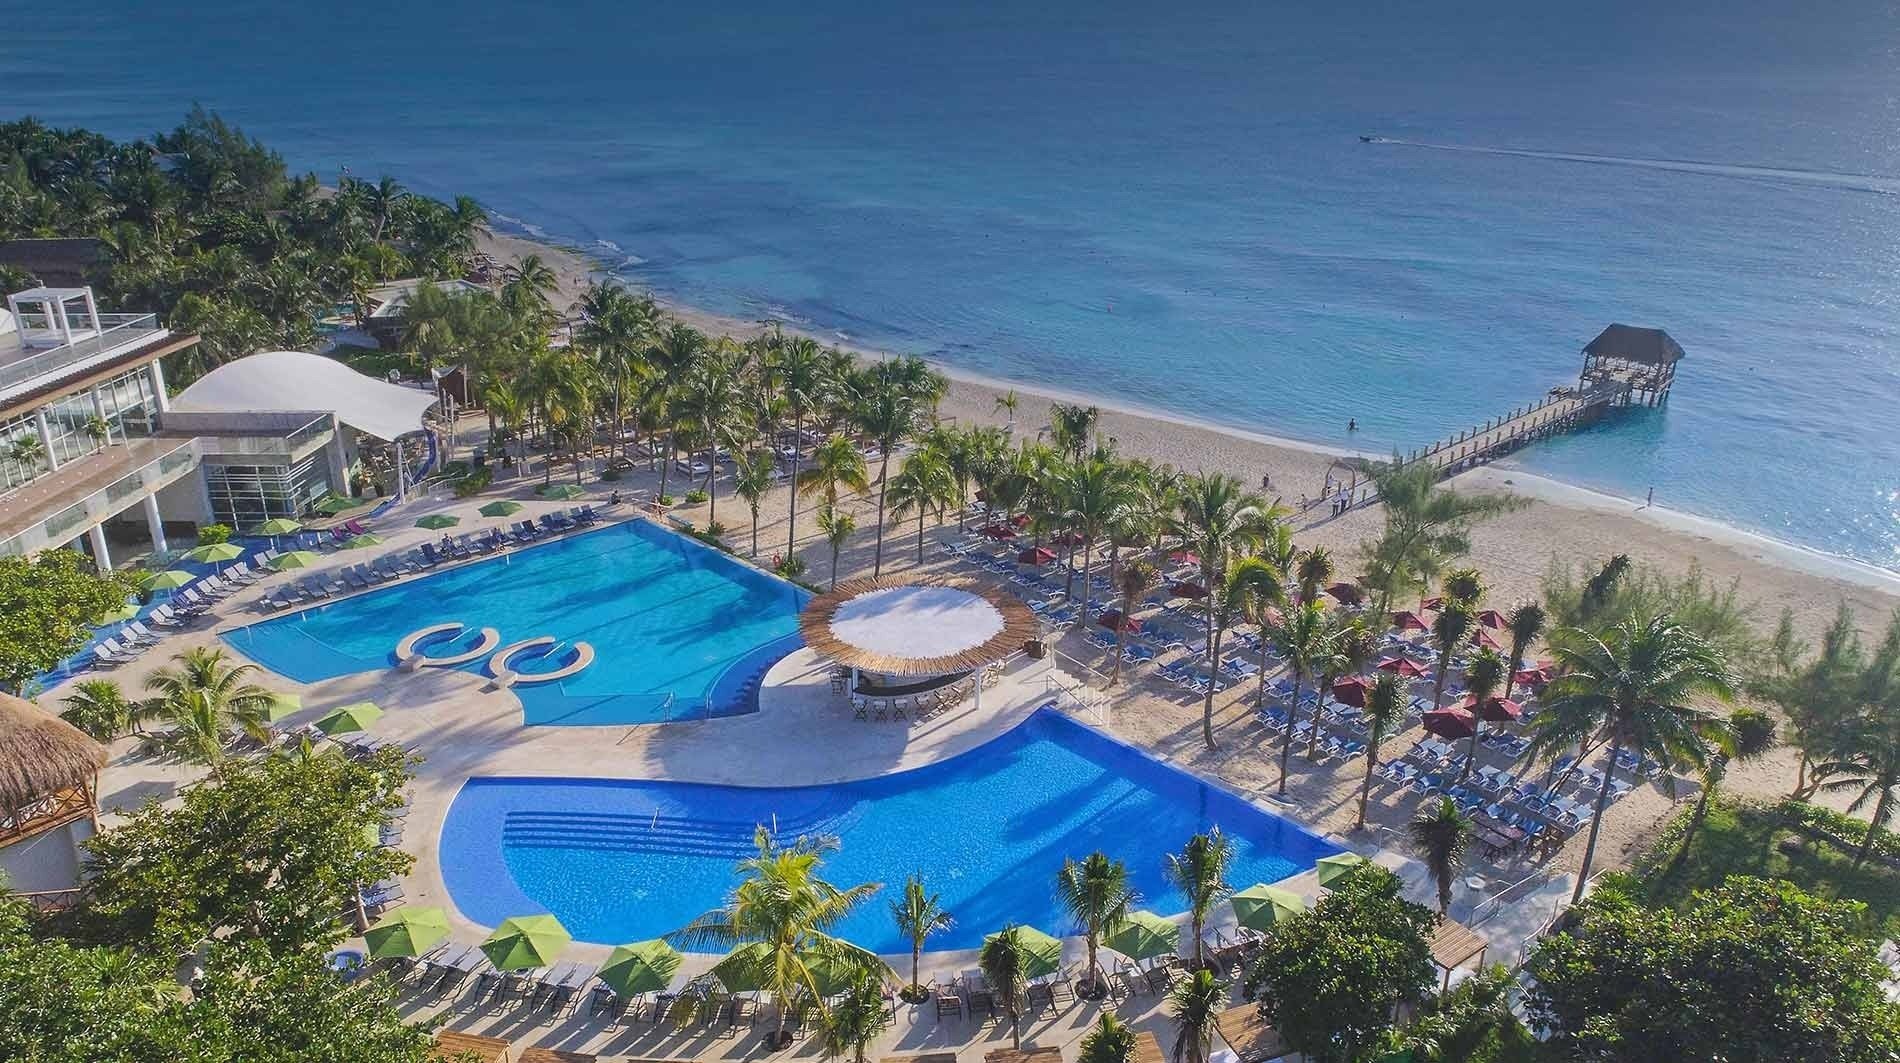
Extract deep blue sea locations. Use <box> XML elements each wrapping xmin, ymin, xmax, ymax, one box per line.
<box><xmin>7</xmin><ymin>1</ymin><xmax>1899</xmax><ymax>568</ymax></box>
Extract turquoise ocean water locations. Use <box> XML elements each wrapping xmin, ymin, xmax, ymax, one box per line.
<box><xmin>6</xmin><ymin>1</ymin><xmax>1899</xmax><ymax>567</ymax></box>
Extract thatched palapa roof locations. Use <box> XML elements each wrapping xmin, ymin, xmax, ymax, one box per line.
<box><xmin>799</xmin><ymin>576</ymin><xmax>1039</xmax><ymax>676</ymax></box>
<box><xmin>1583</xmin><ymin>324</ymin><xmax>1685</xmax><ymax>365</ymax></box>
<box><xmin>0</xmin><ymin>692</ymin><xmax>107</xmax><ymax>812</ymax></box>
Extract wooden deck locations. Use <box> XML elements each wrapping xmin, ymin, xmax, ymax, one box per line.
<box><xmin>1402</xmin><ymin>381</ymin><xmax>1629</xmax><ymax>478</ymax></box>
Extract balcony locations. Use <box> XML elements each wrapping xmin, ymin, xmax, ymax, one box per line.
<box><xmin>0</xmin><ymin>312</ymin><xmax>165</xmax><ymax>398</ymax></box>
<box><xmin>0</xmin><ymin>436</ymin><xmax>198</xmax><ymax>553</ymax></box>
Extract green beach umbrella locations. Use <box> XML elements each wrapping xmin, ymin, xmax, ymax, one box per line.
<box><xmin>479</xmin><ymin>500</ymin><xmax>524</xmax><ymax>517</ymax></box>
<box><xmin>1230</xmin><ymin>884</ymin><xmax>1307</xmax><ymax>931</ymax></box>
<box><xmin>264</xmin><ymin>691</ymin><xmax>303</xmax><ymax>721</ymax></box>
<box><xmin>269</xmin><ymin>550</ymin><xmax>321</xmax><ymax>570</ymax></box>
<box><xmin>314</xmin><ymin>701</ymin><xmax>383</xmax><ymax>735</ymax></box>
<box><xmin>1315</xmin><ymin>851</ymin><xmax>1371</xmax><ymax>888</ymax></box>
<box><xmin>538</xmin><ymin>482</ymin><xmax>585</xmax><ymax>500</ymax></box>
<box><xmin>364</xmin><ymin>906</ymin><xmax>450</xmax><ymax>959</ymax></box>
<box><xmin>598</xmin><ymin>939</ymin><xmax>683</xmax><ymax>996</ymax></box>
<box><xmin>255</xmin><ymin>517</ymin><xmax>304</xmax><ymax>536</ymax></box>
<box><xmin>984</xmin><ymin>926</ymin><xmax>1062</xmax><ymax>979</ymax></box>
<box><xmin>480</xmin><ymin>914</ymin><xmax>571</xmax><ymax>971</ymax></box>
<box><xmin>97</xmin><ymin>600</ymin><xmax>140</xmax><ymax>623</ymax></box>
<box><xmin>415</xmin><ymin>514</ymin><xmax>461</xmax><ymax>530</ymax></box>
<box><xmin>183</xmin><ymin>542</ymin><xmax>245</xmax><ymax>571</ymax></box>
<box><xmin>802</xmin><ymin>950</ymin><xmax>872</xmax><ymax>997</ymax></box>
<box><xmin>1104</xmin><ymin>910</ymin><xmax>1180</xmax><ymax>961</ymax></box>
<box><xmin>711</xmin><ymin>942</ymin><xmax>772</xmax><ymax>992</ymax></box>
<box><xmin>340</xmin><ymin>533</ymin><xmax>384</xmax><ymax>549</ymax></box>
<box><xmin>142</xmin><ymin>570</ymin><xmax>194</xmax><ymax>592</ymax></box>
<box><xmin>312</xmin><ymin>495</ymin><xmax>355</xmax><ymax>515</ymax></box>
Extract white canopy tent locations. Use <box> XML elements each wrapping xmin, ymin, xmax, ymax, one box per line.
<box><xmin>172</xmin><ymin>350</ymin><xmax>437</xmax><ymax>441</ymax></box>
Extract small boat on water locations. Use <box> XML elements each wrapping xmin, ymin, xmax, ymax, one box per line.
<box><xmin>1359</xmin><ymin>134</ymin><xmax>1379</xmax><ymax>143</ymax></box>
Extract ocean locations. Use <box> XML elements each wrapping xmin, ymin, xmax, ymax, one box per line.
<box><xmin>6</xmin><ymin>0</ymin><xmax>1898</xmax><ymax>569</ymax></box>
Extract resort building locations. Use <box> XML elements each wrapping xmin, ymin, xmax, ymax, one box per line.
<box><xmin>1</xmin><ymin>285</ymin><xmax>441</xmax><ymax>565</ymax></box>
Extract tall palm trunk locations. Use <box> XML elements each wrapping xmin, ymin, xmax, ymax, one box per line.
<box><xmin>873</xmin><ymin>451</ymin><xmax>892</xmax><ymax>578</ymax></box>
<box><xmin>1278</xmin><ymin>674</ymin><xmax>1304</xmax><ymax>796</ymax></box>
<box><xmin>657</xmin><ymin>430</ymin><xmax>675</xmax><ymax>501</ymax></box>
<box><xmin>1202</xmin><ymin>626</ymin><xmax>1224</xmax><ymax>751</ymax></box>
<box><xmin>1432</xmin><ymin>646</ymin><xmax>1453</xmax><ymax>710</ymax></box>
<box><xmin>1306</xmin><ymin>678</ymin><xmax>1334</xmax><ymax>759</ymax></box>
<box><xmin>750</xmin><ymin>507</ymin><xmax>760</xmax><ymax>556</ymax></box>
<box><xmin>915</xmin><ymin>509</ymin><xmax>927</xmax><ymax>563</ymax></box>
<box><xmin>704</xmin><ymin>461</ymin><xmax>718</xmax><ymax>527</ymax></box>
<box><xmin>1079</xmin><ymin>541</ymin><xmax>1096</xmax><ymax>621</ymax></box>
<box><xmin>1356</xmin><ymin>746</ymin><xmax>1379</xmax><ymax>829</ymax></box>
<box><xmin>1573</xmin><ymin>730</ymin><xmax>1623</xmax><ymax>902</ymax></box>
<box><xmin>1110</xmin><ymin>591</ymin><xmax>1133</xmax><ymax>686</ymax></box>
<box><xmin>1855</xmin><ymin>784</ymin><xmax>1892</xmax><ymax>868</ymax></box>
<box><xmin>787</xmin><ymin>410</ymin><xmax>804</xmax><ymax>555</ymax></box>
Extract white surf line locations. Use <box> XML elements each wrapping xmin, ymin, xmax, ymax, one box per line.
<box><xmin>1365</xmin><ymin>137</ymin><xmax>1900</xmax><ymax>196</ymax></box>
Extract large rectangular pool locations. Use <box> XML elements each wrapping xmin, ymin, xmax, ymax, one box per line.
<box><xmin>222</xmin><ymin>520</ymin><xmax>807</xmax><ymax>725</ymax></box>
<box><xmin>438</xmin><ymin>708</ymin><xmax>1343</xmax><ymax>952</ymax></box>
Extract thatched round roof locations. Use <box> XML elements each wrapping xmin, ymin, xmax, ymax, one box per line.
<box><xmin>0</xmin><ymin>692</ymin><xmax>107</xmax><ymax>811</ymax></box>
<box><xmin>799</xmin><ymin>577</ymin><xmax>1039</xmax><ymax>676</ymax></box>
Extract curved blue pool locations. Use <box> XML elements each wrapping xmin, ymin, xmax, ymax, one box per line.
<box><xmin>222</xmin><ymin>520</ymin><xmax>806</xmax><ymax>725</ymax></box>
<box><xmin>439</xmin><ymin>709</ymin><xmax>1343</xmax><ymax>952</ymax></box>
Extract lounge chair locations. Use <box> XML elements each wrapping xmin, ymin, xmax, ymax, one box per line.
<box><xmin>418</xmin><ymin>543</ymin><xmax>444</xmax><ymax>567</ymax></box>
<box><xmin>91</xmin><ymin>638</ymin><xmax>134</xmax><ymax>667</ymax></box>
<box><xmin>343</xmin><ymin>518</ymin><xmax>371</xmax><ymax>537</ymax></box>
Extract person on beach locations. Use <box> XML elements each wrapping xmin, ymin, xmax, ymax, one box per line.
<box><xmin>1261</xmin><ymin>473</ymin><xmax>1272</xmax><ymax>489</ymax></box>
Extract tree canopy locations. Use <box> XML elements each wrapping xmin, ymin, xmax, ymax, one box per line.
<box><xmin>0</xmin><ymin>549</ymin><xmax>140</xmax><ymax>693</ymax></box>
<box><xmin>1526</xmin><ymin>875</ymin><xmax>1900</xmax><ymax>1062</ymax></box>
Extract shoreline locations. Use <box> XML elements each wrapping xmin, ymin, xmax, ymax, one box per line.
<box><xmin>477</xmin><ymin>225</ymin><xmax>1900</xmax><ymax>626</ymax></box>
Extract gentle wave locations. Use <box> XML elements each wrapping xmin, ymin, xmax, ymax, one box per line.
<box><xmin>1365</xmin><ymin>137</ymin><xmax>1900</xmax><ymax>195</ymax></box>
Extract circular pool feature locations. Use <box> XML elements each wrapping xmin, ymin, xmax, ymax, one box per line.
<box><xmin>394</xmin><ymin>623</ymin><xmax>501</xmax><ymax>671</ymax></box>
<box><xmin>488</xmin><ymin>637</ymin><xmax>594</xmax><ymax>686</ymax></box>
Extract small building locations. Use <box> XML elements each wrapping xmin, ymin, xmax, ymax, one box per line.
<box><xmin>0</xmin><ymin>691</ymin><xmax>107</xmax><ymax>899</ymax></box>
<box><xmin>1579</xmin><ymin>324</ymin><xmax>1685</xmax><ymax>407</ymax></box>
<box><xmin>360</xmin><ymin>278</ymin><xmax>485</xmax><ymax>346</ymax></box>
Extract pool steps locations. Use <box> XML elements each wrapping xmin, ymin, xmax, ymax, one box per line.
<box><xmin>499</xmin><ymin>806</ymin><xmax>861</xmax><ymax>859</ymax></box>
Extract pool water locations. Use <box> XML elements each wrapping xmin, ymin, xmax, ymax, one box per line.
<box><xmin>438</xmin><ymin>708</ymin><xmax>1343</xmax><ymax>952</ymax></box>
<box><xmin>222</xmin><ymin>520</ymin><xmax>807</xmax><ymax>725</ymax></box>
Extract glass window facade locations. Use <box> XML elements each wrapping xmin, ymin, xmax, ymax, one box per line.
<box><xmin>0</xmin><ymin>365</ymin><xmax>159</xmax><ymax>494</ymax></box>
<box><xmin>202</xmin><ymin>454</ymin><xmax>332</xmax><ymax>527</ymax></box>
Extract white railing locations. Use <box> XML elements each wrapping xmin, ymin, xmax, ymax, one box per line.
<box><xmin>0</xmin><ymin>313</ymin><xmax>162</xmax><ymax>392</ymax></box>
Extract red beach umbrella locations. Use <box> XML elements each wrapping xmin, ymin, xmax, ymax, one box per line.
<box><xmin>1421</xmin><ymin>706</ymin><xmax>1477</xmax><ymax>739</ymax></box>
<box><xmin>1470</xmin><ymin>629</ymin><xmax>1503</xmax><ymax>652</ymax></box>
<box><xmin>1170</xmin><ymin>581</ymin><xmax>1208</xmax><ymax>600</ymax></box>
<box><xmin>1460</xmin><ymin>695</ymin><xmax>1522</xmax><ymax>722</ymax></box>
<box><xmin>1169</xmin><ymin>550</ymin><xmax>1200</xmax><ymax>566</ymax></box>
<box><xmin>1326</xmin><ymin>582</ymin><xmax>1364</xmax><ymax>605</ymax></box>
<box><xmin>1512</xmin><ymin>667</ymin><xmax>1548</xmax><ymax>689</ymax></box>
<box><xmin>1017</xmin><ymin>546</ymin><xmax>1057</xmax><ymax>565</ymax></box>
<box><xmin>982</xmin><ymin>524</ymin><xmax>1017</xmax><ymax>540</ymax></box>
<box><xmin>1097</xmin><ymin>610</ymin><xmax>1142</xmax><ymax>633</ymax></box>
<box><xmin>1331</xmin><ymin>674</ymin><xmax>1374</xmax><ymax>708</ymax></box>
<box><xmin>1390</xmin><ymin>610</ymin><xmax>1428</xmax><ymax>633</ymax></box>
<box><xmin>1420</xmin><ymin>596</ymin><xmax>1445</xmax><ymax>611</ymax></box>
<box><xmin>1377</xmin><ymin>656</ymin><xmax>1429</xmax><ymax>678</ymax></box>
<box><xmin>1010</xmin><ymin>513</ymin><xmax>1031</xmax><ymax>528</ymax></box>
<box><xmin>1474</xmin><ymin>609</ymin><xmax>1507</xmax><ymax>630</ymax></box>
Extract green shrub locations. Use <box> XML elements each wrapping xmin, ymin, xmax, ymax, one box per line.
<box><xmin>437</xmin><ymin>460</ymin><xmax>470</xmax><ymax>481</ymax></box>
<box><xmin>451</xmin><ymin>468</ymin><xmax>493</xmax><ymax>498</ymax></box>
<box><xmin>657</xmin><ymin>494</ymin><xmax>676</xmax><ymax>507</ymax></box>
<box><xmin>683</xmin><ymin>489</ymin><xmax>709</xmax><ymax>505</ymax></box>
<box><xmin>195</xmin><ymin>524</ymin><xmax>233</xmax><ymax>545</ymax></box>
<box><xmin>1777</xmin><ymin>800</ymin><xmax>1900</xmax><ymax>865</ymax></box>
<box><xmin>774</xmin><ymin>556</ymin><xmax>808</xmax><ymax>579</ymax></box>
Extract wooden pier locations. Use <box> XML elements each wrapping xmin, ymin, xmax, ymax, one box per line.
<box><xmin>1320</xmin><ymin>324</ymin><xmax>1685</xmax><ymax>511</ymax></box>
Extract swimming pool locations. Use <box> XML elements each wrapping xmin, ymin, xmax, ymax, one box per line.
<box><xmin>222</xmin><ymin>520</ymin><xmax>807</xmax><ymax>725</ymax></box>
<box><xmin>438</xmin><ymin>708</ymin><xmax>1343</xmax><ymax>952</ymax></box>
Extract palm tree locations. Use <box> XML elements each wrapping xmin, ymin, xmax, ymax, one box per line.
<box><xmin>776</xmin><ymin>336</ymin><xmax>832</xmax><ymax>556</ymax></box>
<box><xmin>1048</xmin><ymin>402</ymin><xmax>1100</xmax><ymax>460</ymax></box>
<box><xmin>1061</xmin><ymin>454</ymin><xmax>1137</xmax><ymax>621</ymax></box>
<box><xmin>1428</xmin><ymin>605</ymin><xmax>1475</xmax><ymax>711</ymax></box>
<box><xmin>1057</xmin><ymin>851</ymin><xmax>1137</xmax><ymax>998</ymax></box>
<box><xmin>675</xmin><ymin>349</ymin><xmax>748</xmax><ymax>526</ymax></box>
<box><xmin>732</xmin><ymin>452</ymin><xmax>777</xmax><ymax>557</ymax></box>
<box><xmin>816</xmin><ymin>505</ymin><xmax>856</xmax><ymax>590</ymax></box>
<box><xmin>1440</xmin><ymin>567</ymin><xmax>1485</xmax><ymax>609</ymax></box>
<box><xmin>1307</xmin><ymin>618</ymin><xmax>1376</xmax><ymax>760</ymax></box>
<box><xmin>1408</xmin><ymin>797</ymin><xmax>1473</xmax><ymax>914</ymax></box>
<box><xmin>1355</xmin><ymin>673</ymin><xmax>1407</xmax><ymax>831</ymax></box>
<box><xmin>799</xmin><ymin>433</ymin><xmax>871</xmax><ymax>515</ymax></box>
<box><xmin>60</xmin><ymin>678</ymin><xmax>133</xmax><ymax>742</ymax></box>
<box><xmin>1079</xmin><ymin>1012</ymin><xmax>1138</xmax><ymax>1063</ymax></box>
<box><xmin>887</xmin><ymin>449</ymin><xmax>957</xmax><ymax>566</ymax></box>
<box><xmin>1669</xmin><ymin>707</ymin><xmax>1776</xmax><ymax>872</ymax></box>
<box><xmin>1357</xmin><ymin>459</ymin><xmax>1524</xmax><ymax>619</ymax></box>
<box><xmin>501</xmin><ymin>253</ymin><xmax>559</xmax><ymax>319</ymax></box>
<box><xmin>1175</xmin><ymin>473</ymin><xmax>1279</xmax><ymax>748</ymax></box>
<box><xmin>1272</xmin><ymin>600</ymin><xmax>1330</xmax><ymax>797</ymax></box>
<box><xmin>1109</xmin><ymin>557</ymin><xmax>1159</xmax><ymax>686</ymax></box>
<box><xmin>1529</xmin><ymin>615</ymin><xmax>1737</xmax><ymax>900</ymax></box>
<box><xmin>1294</xmin><ymin>546</ymin><xmax>1334</xmax><ymax>606</ymax></box>
<box><xmin>647</xmin><ymin>322</ymin><xmax>707</xmax><ymax>502</ymax></box>
<box><xmin>1164</xmin><ymin>829</ymin><xmax>1233</xmax><ymax>968</ymax></box>
<box><xmin>1499</xmin><ymin>602</ymin><xmax>1547</xmax><ymax>704</ymax></box>
<box><xmin>669</xmin><ymin>827</ymin><xmax>887</xmax><ymax>1050</ymax></box>
<box><xmin>980</xmin><ymin>926</ymin><xmax>1030</xmax><ymax>1049</ymax></box>
<box><xmin>1818</xmin><ymin>696</ymin><xmax>1900</xmax><ymax>868</ymax></box>
<box><xmin>1457</xmin><ymin>649</ymin><xmax>1507</xmax><ymax>782</ymax></box>
<box><xmin>1169</xmin><ymin>968</ymin><xmax>1228</xmax><ymax>1063</ymax></box>
<box><xmin>854</xmin><ymin>362</ymin><xmax>927</xmax><ymax>578</ymax></box>
<box><xmin>138</xmin><ymin>647</ymin><xmax>273</xmax><ymax>765</ymax></box>
<box><xmin>889</xmin><ymin>874</ymin><xmax>952</xmax><ymax>1001</ymax></box>
<box><xmin>1197</xmin><ymin>557</ymin><xmax>1283</xmax><ymax>752</ymax></box>
<box><xmin>364</xmin><ymin>175</ymin><xmax>406</xmax><ymax>241</ymax></box>
<box><xmin>821</xmin><ymin>970</ymin><xmax>895</xmax><ymax>1063</ymax></box>
<box><xmin>994</xmin><ymin>390</ymin><xmax>1020</xmax><ymax>430</ymax></box>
